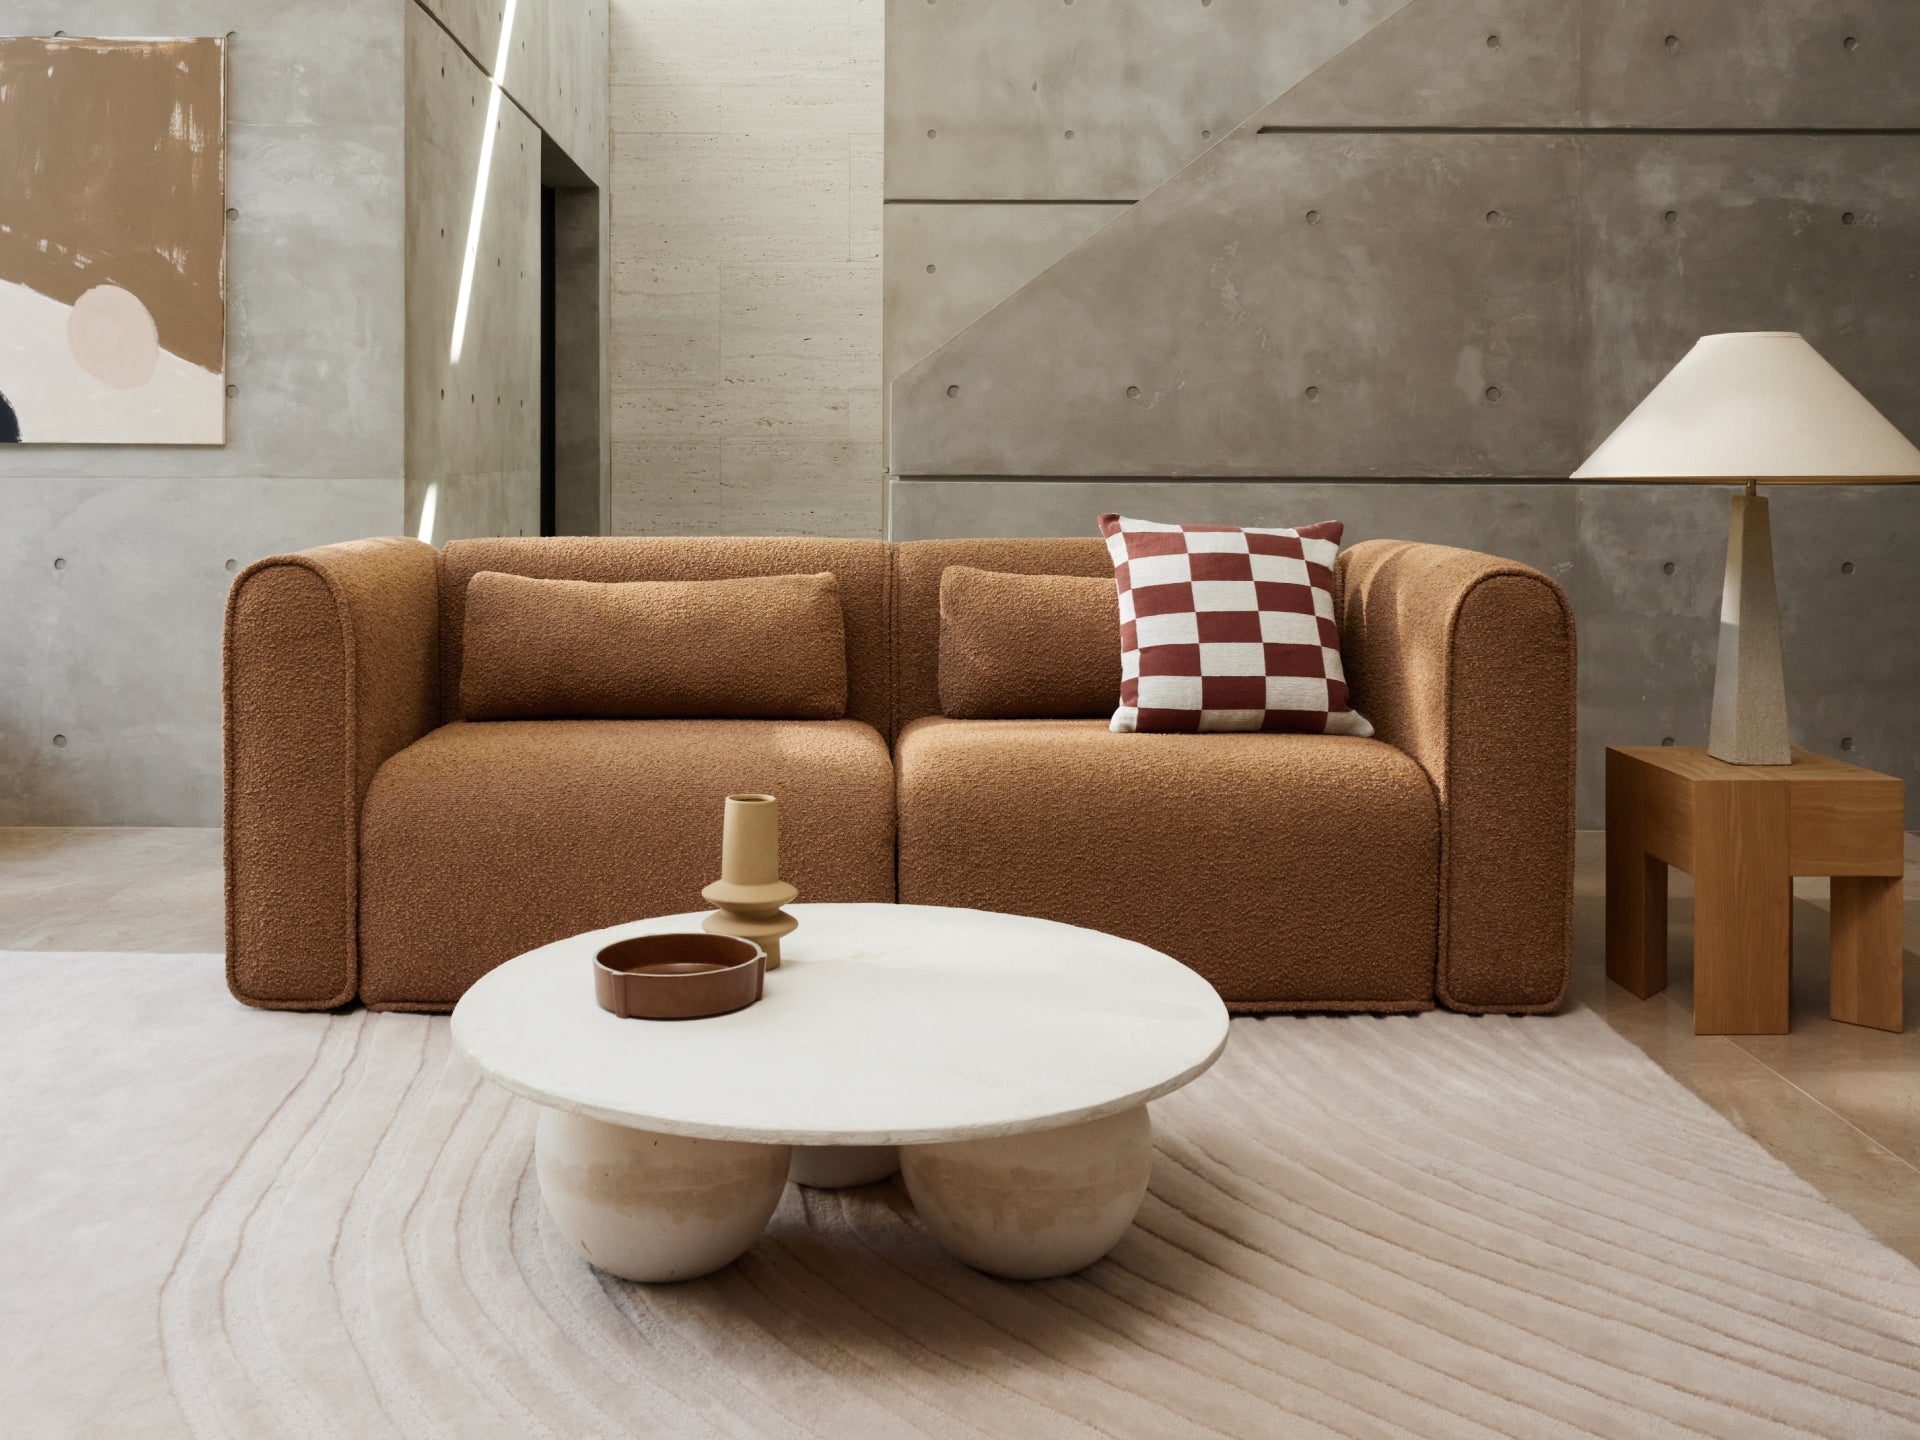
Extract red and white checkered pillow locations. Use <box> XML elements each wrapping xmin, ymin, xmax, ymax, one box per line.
<box><xmin>1099</xmin><ymin>513</ymin><xmax>1372</xmax><ymax>736</ymax></box>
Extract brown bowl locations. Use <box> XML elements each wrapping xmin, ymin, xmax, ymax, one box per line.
<box><xmin>593</xmin><ymin>933</ymin><xmax>766</xmax><ymax>1020</ymax></box>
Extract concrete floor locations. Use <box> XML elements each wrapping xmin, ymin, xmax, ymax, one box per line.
<box><xmin>2</xmin><ymin>825</ymin><xmax>1915</xmax><ymax>1264</ymax></box>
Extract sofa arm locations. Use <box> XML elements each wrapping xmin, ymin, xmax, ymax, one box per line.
<box><xmin>224</xmin><ymin>537</ymin><xmax>440</xmax><ymax>1008</ymax></box>
<box><xmin>1336</xmin><ymin>540</ymin><xmax>1576</xmax><ymax>1012</ymax></box>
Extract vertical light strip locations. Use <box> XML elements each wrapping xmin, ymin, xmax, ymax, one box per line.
<box><xmin>416</xmin><ymin>480</ymin><xmax>440</xmax><ymax>543</ymax></box>
<box><xmin>449</xmin><ymin>0</ymin><xmax>519</xmax><ymax>363</ymax></box>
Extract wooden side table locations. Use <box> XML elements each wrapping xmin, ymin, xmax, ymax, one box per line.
<box><xmin>1606</xmin><ymin>746</ymin><xmax>1905</xmax><ymax>1035</ymax></box>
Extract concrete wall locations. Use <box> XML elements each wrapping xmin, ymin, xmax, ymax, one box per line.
<box><xmin>0</xmin><ymin>0</ymin><xmax>609</xmax><ymax>824</ymax></box>
<box><xmin>406</xmin><ymin>5</ymin><xmax>543</xmax><ymax>541</ymax></box>
<box><xmin>0</xmin><ymin>0</ymin><xmax>407</xmax><ymax>825</ymax></box>
<box><xmin>607</xmin><ymin>0</ymin><xmax>885</xmax><ymax>538</ymax></box>
<box><xmin>406</xmin><ymin>0</ymin><xmax>610</xmax><ymax>543</ymax></box>
<box><xmin>884</xmin><ymin>0</ymin><xmax>1920</xmax><ymax>823</ymax></box>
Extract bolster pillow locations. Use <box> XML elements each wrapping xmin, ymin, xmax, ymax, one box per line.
<box><xmin>938</xmin><ymin>566</ymin><xmax>1121</xmax><ymax>719</ymax></box>
<box><xmin>460</xmin><ymin>570</ymin><xmax>848</xmax><ymax>720</ymax></box>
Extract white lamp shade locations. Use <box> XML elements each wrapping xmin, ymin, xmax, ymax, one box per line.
<box><xmin>1572</xmin><ymin>332</ymin><xmax>1920</xmax><ymax>482</ymax></box>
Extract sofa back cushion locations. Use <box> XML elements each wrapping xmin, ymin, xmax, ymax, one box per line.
<box><xmin>460</xmin><ymin>570</ymin><xmax>846</xmax><ymax>720</ymax></box>
<box><xmin>892</xmin><ymin>538</ymin><xmax>1112</xmax><ymax>732</ymax></box>
<box><xmin>439</xmin><ymin>537</ymin><xmax>891</xmax><ymax>730</ymax></box>
<box><xmin>937</xmin><ymin>566</ymin><xmax>1119</xmax><ymax>719</ymax></box>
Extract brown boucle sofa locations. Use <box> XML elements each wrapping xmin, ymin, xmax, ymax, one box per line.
<box><xmin>225</xmin><ymin>533</ymin><xmax>1575</xmax><ymax>1015</ymax></box>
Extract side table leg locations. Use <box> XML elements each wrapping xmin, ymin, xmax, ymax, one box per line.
<box><xmin>1606</xmin><ymin>794</ymin><xmax>1668</xmax><ymax>997</ymax></box>
<box><xmin>1831</xmin><ymin>875</ymin><xmax>1904</xmax><ymax>1033</ymax></box>
<box><xmin>900</xmin><ymin>1106</ymin><xmax>1153</xmax><ymax>1279</ymax></box>
<box><xmin>1692</xmin><ymin>784</ymin><xmax>1791</xmax><ymax>1035</ymax></box>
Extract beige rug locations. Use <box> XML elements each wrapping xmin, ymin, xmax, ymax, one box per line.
<box><xmin>4</xmin><ymin>953</ymin><xmax>1917</xmax><ymax>1439</ymax></box>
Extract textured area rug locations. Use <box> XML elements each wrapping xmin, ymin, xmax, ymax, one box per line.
<box><xmin>4</xmin><ymin>953</ymin><xmax>1918</xmax><ymax>1439</ymax></box>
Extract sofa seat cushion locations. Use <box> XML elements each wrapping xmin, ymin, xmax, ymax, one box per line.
<box><xmin>895</xmin><ymin>717</ymin><xmax>1438</xmax><ymax>1009</ymax></box>
<box><xmin>359</xmin><ymin>719</ymin><xmax>895</xmax><ymax>1010</ymax></box>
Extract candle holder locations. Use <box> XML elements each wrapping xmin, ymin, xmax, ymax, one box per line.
<box><xmin>701</xmin><ymin>793</ymin><xmax>798</xmax><ymax>968</ymax></box>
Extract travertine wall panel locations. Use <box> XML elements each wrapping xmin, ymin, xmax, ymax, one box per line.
<box><xmin>609</xmin><ymin>0</ymin><xmax>884</xmax><ymax>537</ymax></box>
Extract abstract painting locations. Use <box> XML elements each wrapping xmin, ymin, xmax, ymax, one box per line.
<box><xmin>0</xmin><ymin>35</ymin><xmax>226</xmax><ymax>444</ymax></box>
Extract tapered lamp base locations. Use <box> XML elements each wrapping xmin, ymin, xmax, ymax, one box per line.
<box><xmin>1707</xmin><ymin>491</ymin><xmax>1792</xmax><ymax>766</ymax></box>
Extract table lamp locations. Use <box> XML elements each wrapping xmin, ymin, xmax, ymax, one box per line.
<box><xmin>1572</xmin><ymin>332</ymin><xmax>1920</xmax><ymax>765</ymax></box>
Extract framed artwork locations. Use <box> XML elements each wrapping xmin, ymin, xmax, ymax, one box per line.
<box><xmin>0</xmin><ymin>35</ymin><xmax>227</xmax><ymax>444</ymax></box>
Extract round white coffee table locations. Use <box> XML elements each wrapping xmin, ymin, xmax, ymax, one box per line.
<box><xmin>451</xmin><ymin>903</ymin><xmax>1228</xmax><ymax>1281</ymax></box>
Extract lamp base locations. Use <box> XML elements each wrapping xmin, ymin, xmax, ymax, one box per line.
<box><xmin>1706</xmin><ymin>491</ymin><xmax>1792</xmax><ymax>766</ymax></box>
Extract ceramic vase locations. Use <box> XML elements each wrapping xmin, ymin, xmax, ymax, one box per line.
<box><xmin>701</xmin><ymin>793</ymin><xmax>798</xmax><ymax>967</ymax></box>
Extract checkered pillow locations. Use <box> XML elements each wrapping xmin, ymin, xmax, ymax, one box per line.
<box><xmin>1099</xmin><ymin>513</ymin><xmax>1372</xmax><ymax>736</ymax></box>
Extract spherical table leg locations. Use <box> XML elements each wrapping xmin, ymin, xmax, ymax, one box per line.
<box><xmin>900</xmin><ymin>1106</ymin><xmax>1153</xmax><ymax>1279</ymax></box>
<box><xmin>789</xmin><ymin>1144</ymin><xmax>900</xmax><ymax>1189</ymax></box>
<box><xmin>535</xmin><ymin>1108</ymin><xmax>790</xmax><ymax>1283</ymax></box>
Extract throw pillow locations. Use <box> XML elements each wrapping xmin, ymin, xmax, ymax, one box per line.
<box><xmin>460</xmin><ymin>570</ymin><xmax>847</xmax><ymax>720</ymax></box>
<box><xmin>1098</xmin><ymin>513</ymin><xmax>1371</xmax><ymax>736</ymax></box>
<box><xmin>938</xmin><ymin>566</ymin><xmax>1120</xmax><ymax>718</ymax></box>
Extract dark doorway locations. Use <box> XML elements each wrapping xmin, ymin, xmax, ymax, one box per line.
<box><xmin>539</xmin><ymin>183</ymin><xmax>558</xmax><ymax>536</ymax></box>
<box><xmin>539</xmin><ymin>135</ymin><xmax>606</xmax><ymax>535</ymax></box>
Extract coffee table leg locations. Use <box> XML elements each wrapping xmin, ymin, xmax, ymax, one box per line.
<box><xmin>534</xmin><ymin>1108</ymin><xmax>790</xmax><ymax>1282</ymax></box>
<box><xmin>899</xmin><ymin>1106</ymin><xmax>1153</xmax><ymax>1279</ymax></box>
<box><xmin>789</xmin><ymin>1145</ymin><xmax>900</xmax><ymax>1188</ymax></box>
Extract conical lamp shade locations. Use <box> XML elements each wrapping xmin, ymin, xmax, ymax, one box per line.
<box><xmin>1573</xmin><ymin>332</ymin><xmax>1920</xmax><ymax>481</ymax></box>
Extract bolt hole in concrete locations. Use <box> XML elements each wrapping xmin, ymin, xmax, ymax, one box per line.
<box><xmin>1486</xmin><ymin>210</ymin><xmax>1503</xmax><ymax>224</ymax></box>
<box><xmin>1665</xmin><ymin>34</ymin><xmax>1679</xmax><ymax>51</ymax></box>
<box><xmin>1662</xmin><ymin>736</ymin><xmax>1676</xmax><ymax>747</ymax></box>
<box><xmin>1843</xmin><ymin>561</ymin><xmax>1856</xmax><ymax>574</ymax></box>
<box><xmin>226</xmin><ymin>207</ymin><xmax>238</xmax><ymax>221</ymax></box>
<box><xmin>1126</xmin><ymin>386</ymin><xmax>1141</xmax><ymax>399</ymax></box>
<box><xmin>1305</xmin><ymin>385</ymin><xmax>1320</xmax><ymax>400</ymax></box>
<box><xmin>1662</xmin><ymin>561</ymin><xmax>1676</xmax><ymax>575</ymax></box>
<box><xmin>52</xmin><ymin>734</ymin><xmax>68</xmax><ymax>748</ymax></box>
<box><xmin>225</xmin><ymin>384</ymin><xmax>238</xmax><ymax>398</ymax></box>
<box><xmin>1064</xmin><ymin>129</ymin><xmax>1075</xmax><ymax>139</ymax></box>
<box><xmin>946</xmin><ymin>384</ymin><xmax>960</xmax><ymax>398</ymax></box>
<box><xmin>1664</xmin><ymin>210</ymin><xmax>1678</xmax><ymax>224</ymax></box>
<box><xmin>52</xmin><ymin>557</ymin><xmax>66</xmax><ymax>570</ymax></box>
<box><xmin>1844</xmin><ymin>35</ymin><xmax>1859</xmax><ymax>51</ymax></box>
<box><xmin>1202</xmin><ymin>129</ymin><xmax>1212</xmax><ymax>139</ymax></box>
<box><xmin>1486</xmin><ymin>34</ymin><xmax>1500</xmax><ymax>49</ymax></box>
<box><xmin>1842</xmin><ymin>211</ymin><xmax>1857</xmax><ymax>225</ymax></box>
<box><xmin>1485</xmin><ymin>386</ymin><xmax>1502</xmax><ymax>402</ymax></box>
<box><xmin>224</xmin><ymin>559</ymin><xmax>238</xmax><ymax>572</ymax></box>
<box><xmin>1306</xmin><ymin>209</ymin><xmax>1322</xmax><ymax>224</ymax></box>
<box><xmin>925</xmin><ymin>263</ymin><xmax>936</xmax><ymax>273</ymax></box>
<box><xmin>926</xmin><ymin>128</ymin><xmax>936</xmax><ymax>139</ymax></box>
<box><xmin>1842</xmin><ymin>737</ymin><xmax>1856</xmax><ymax>751</ymax></box>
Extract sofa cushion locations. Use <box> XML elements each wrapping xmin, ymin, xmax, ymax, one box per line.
<box><xmin>358</xmin><ymin>719</ymin><xmax>895</xmax><ymax>1009</ymax></box>
<box><xmin>938</xmin><ymin>566</ymin><xmax>1119</xmax><ymax>719</ymax></box>
<box><xmin>895</xmin><ymin>717</ymin><xmax>1438</xmax><ymax>1009</ymax></box>
<box><xmin>1100</xmin><ymin>513</ymin><xmax>1371</xmax><ymax>737</ymax></box>
<box><xmin>437</xmin><ymin>536</ymin><xmax>892</xmax><ymax>733</ymax></box>
<box><xmin>459</xmin><ymin>570</ymin><xmax>847</xmax><ymax>721</ymax></box>
<box><xmin>893</xmin><ymin>539</ymin><xmax>1113</xmax><ymax>734</ymax></box>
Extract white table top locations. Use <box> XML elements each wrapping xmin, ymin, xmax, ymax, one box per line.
<box><xmin>451</xmin><ymin>904</ymin><xmax>1230</xmax><ymax>1145</ymax></box>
